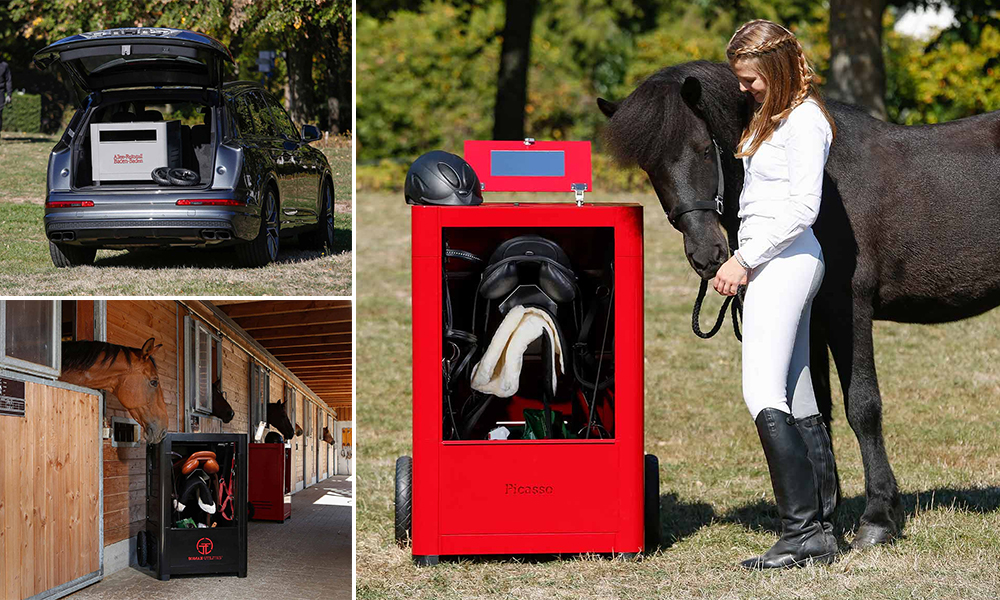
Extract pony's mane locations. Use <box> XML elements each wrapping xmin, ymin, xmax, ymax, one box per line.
<box><xmin>62</xmin><ymin>340</ymin><xmax>154</xmax><ymax>371</ymax></box>
<box><xmin>603</xmin><ymin>60</ymin><xmax>746</xmax><ymax>168</ymax></box>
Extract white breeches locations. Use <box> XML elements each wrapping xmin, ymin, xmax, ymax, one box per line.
<box><xmin>740</xmin><ymin>228</ymin><xmax>825</xmax><ymax>421</ymax></box>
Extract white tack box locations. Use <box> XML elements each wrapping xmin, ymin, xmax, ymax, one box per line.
<box><xmin>90</xmin><ymin>120</ymin><xmax>182</xmax><ymax>183</ymax></box>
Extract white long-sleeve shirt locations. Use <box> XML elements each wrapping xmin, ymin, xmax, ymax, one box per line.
<box><xmin>736</xmin><ymin>96</ymin><xmax>833</xmax><ymax>269</ymax></box>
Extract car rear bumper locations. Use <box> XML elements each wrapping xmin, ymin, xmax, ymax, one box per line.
<box><xmin>44</xmin><ymin>190</ymin><xmax>259</xmax><ymax>248</ymax></box>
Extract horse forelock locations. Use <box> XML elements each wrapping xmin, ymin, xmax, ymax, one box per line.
<box><xmin>604</xmin><ymin>61</ymin><xmax>740</xmax><ymax>169</ymax></box>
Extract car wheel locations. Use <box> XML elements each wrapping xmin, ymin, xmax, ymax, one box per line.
<box><xmin>305</xmin><ymin>180</ymin><xmax>335</xmax><ymax>252</ymax></box>
<box><xmin>236</xmin><ymin>186</ymin><xmax>280</xmax><ymax>267</ymax></box>
<box><xmin>49</xmin><ymin>242</ymin><xmax>96</xmax><ymax>268</ymax></box>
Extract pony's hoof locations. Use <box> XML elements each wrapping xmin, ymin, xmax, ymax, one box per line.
<box><xmin>849</xmin><ymin>524</ymin><xmax>895</xmax><ymax>550</ymax></box>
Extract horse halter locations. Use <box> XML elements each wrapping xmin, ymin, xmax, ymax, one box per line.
<box><xmin>666</xmin><ymin>136</ymin><xmax>725</xmax><ymax>226</ymax></box>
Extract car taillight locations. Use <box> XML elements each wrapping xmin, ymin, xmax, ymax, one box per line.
<box><xmin>46</xmin><ymin>200</ymin><xmax>95</xmax><ymax>208</ymax></box>
<box><xmin>176</xmin><ymin>199</ymin><xmax>242</xmax><ymax>206</ymax></box>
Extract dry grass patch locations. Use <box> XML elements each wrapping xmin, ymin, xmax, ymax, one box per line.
<box><xmin>357</xmin><ymin>191</ymin><xmax>1000</xmax><ymax>599</ymax></box>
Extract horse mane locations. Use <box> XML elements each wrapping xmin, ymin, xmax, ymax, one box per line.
<box><xmin>602</xmin><ymin>60</ymin><xmax>752</xmax><ymax>167</ymax></box>
<box><xmin>62</xmin><ymin>340</ymin><xmax>153</xmax><ymax>371</ymax></box>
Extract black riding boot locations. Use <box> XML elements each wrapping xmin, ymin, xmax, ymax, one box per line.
<box><xmin>795</xmin><ymin>414</ymin><xmax>839</xmax><ymax>536</ymax></box>
<box><xmin>740</xmin><ymin>408</ymin><xmax>838</xmax><ymax>569</ymax></box>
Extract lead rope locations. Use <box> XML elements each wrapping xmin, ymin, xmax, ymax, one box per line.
<box><xmin>692</xmin><ymin>279</ymin><xmax>744</xmax><ymax>342</ymax></box>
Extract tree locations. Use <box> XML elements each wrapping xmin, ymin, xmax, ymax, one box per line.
<box><xmin>492</xmin><ymin>0</ymin><xmax>539</xmax><ymax>140</ymax></box>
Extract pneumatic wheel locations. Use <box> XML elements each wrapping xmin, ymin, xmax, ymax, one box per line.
<box><xmin>135</xmin><ymin>530</ymin><xmax>149</xmax><ymax>567</ymax></box>
<box><xmin>644</xmin><ymin>453</ymin><xmax>662</xmax><ymax>553</ymax></box>
<box><xmin>395</xmin><ymin>455</ymin><xmax>413</xmax><ymax>546</ymax></box>
<box><xmin>305</xmin><ymin>180</ymin><xmax>335</xmax><ymax>252</ymax></box>
<box><xmin>236</xmin><ymin>186</ymin><xmax>280</xmax><ymax>267</ymax></box>
<box><xmin>49</xmin><ymin>242</ymin><xmax>96</xmax><ymax>268</ymax></box>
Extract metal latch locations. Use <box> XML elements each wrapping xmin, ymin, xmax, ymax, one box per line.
<box><xmin>571</xmin><ymin>183</ymin><xmax>587</xmax><ymax>206</ymax></box>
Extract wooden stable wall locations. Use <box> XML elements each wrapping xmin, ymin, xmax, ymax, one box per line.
<box><xmin>105</xmin><ymin>300</ymin><xmax>180</xmax><ymax>547</ymax></box>
<box><xmin>98</xmin><ymin>301</ymin><xmax>336</xmax><ymax>550</ymax></box>
<box><xmin>1</xmin><ymin>380</ymin><xmax>101</xmax><ymax>600</ymax></box>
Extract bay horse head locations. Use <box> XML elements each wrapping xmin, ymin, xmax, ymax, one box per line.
<box><xmin>60</xmin><ymin>338</ymin><xmax>169</xmax><ymax>444</ymax></box>
<box><xmin>211</xmin><ymin>380</ymin><xmax>235</xmax><ymax>423</ymax></box>
<box><xmin>599</xmin><ymin>61</ymin><xmax>752</xmax><ymax>279</ymax></box>
<box><xmin>322</xmin><ymin>426</ymin><xmax>335</xmax><ymax>445</ymax></box>
<box><xmin>266</xmin><ymin>400</ymin><xmax>295</xmax><ymax>439</ymax></box>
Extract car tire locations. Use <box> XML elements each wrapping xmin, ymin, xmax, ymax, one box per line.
<box><xmin>304</xmin><ymin>180</ymin><xmax>335</xmax><ymax>252</ymax></box>
<box><xmin>236</xmin><ymin>186</ymin><xmax>280</xmax><ymax>267</ymax></box>
<box><xmin>49</xmin><ymin>241</ymin><xmax>96</xmax><ymax>268</ymax></box>
<box><xmin>395</xmin><ymin>456</ymin><xmax>413</xmax><ymax>547</ymax></box>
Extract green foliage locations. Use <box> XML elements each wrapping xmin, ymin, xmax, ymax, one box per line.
<box><xmin>1</xmin><ymin>92</ymin><xmax>42</xmax><ymax>132</ymax></box>
<box><xmin>358</xmin><ymin>0</ymin><xmax>833</xmax><ymax>162</ymax></box>
<box><xmin>884</xmin><ymin>8</ymin><xmax>1000</xmax><ymax>124</ymax></box>
<box><xmin>3</xmin><ymin>1</ymin><xmax>351</xmax><ymax>132</ymax></box>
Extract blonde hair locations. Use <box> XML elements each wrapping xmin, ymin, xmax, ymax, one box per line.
<box><xmin>726</xmin><ymin>19</ymin><xmax>836</xmax><ymax>158</ymax></box>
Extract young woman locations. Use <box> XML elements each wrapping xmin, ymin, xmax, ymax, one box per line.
<box><xmin>713</xmin><ymin>19</ymin><xmax>840</xmax><ymax>569</ymax></box>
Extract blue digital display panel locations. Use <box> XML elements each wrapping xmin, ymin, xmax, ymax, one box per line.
<box><xmin>490</xmin><ymin>150</ymin><xmax>565</xmax><ymax>177</ymax></box>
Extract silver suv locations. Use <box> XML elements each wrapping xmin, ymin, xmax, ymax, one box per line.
<box><xmin>34</xmin><ymin>27</ymin><xmax>336</xmax><ymax>267</ymax></box>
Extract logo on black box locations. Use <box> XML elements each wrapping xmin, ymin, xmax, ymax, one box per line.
<box><xmin>189</xmin><ymin>537</ymin><xmax>222</xmax><ymax>561</ymax></box>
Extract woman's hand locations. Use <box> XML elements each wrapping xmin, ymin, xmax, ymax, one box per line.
<box><xmin>713</xmin><ymin>255</ymin><xmax>748</xmax><ymax>296</ymax></box>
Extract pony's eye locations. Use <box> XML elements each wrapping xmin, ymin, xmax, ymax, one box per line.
<box><xmin>150</xmin><ymin>380</ymin><xmax>159</xmax><ymax>388</ymax></box>
<box><xmin>704</xmin><ymin>146</ymin><xmax>712</xmax><ymax>159</ymax></box>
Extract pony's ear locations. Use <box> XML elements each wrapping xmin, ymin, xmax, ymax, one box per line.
<box><xmin>141</xmin><ymin>337</ymin><xmax>162</xmax><ymax>358</ymax></box>
<box><xmin>597</xmin><ymin>97</ymin><xmax>619</xmax><ymax>119</ymax></box>
<box><xmin>680</xmin><ymin>76</ymin><xmax>702</xmax><ymax>111</ymax></box>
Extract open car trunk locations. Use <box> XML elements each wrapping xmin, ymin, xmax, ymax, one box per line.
<box><xmin>71</xmin><ymin>94</ymin><xmax>218</xmax><ymax>191</ymax></box>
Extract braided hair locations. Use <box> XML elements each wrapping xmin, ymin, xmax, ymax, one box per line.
<box><xmin>727</xmin><ymin>19</ymin><xmax>836</xmax><ymax>159</ymax></box>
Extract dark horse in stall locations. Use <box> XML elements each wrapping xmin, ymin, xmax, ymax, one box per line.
<box><xmin>60</xmin><ymin>338</ymin><xmax>170</xmax><ymax>444</ymax></box>
<box><xmin>266</xmin><ymin>400</ymin><xmax>296</xmax><ymax>440</ymax></box>
<box><xmin>597</xmin><ymin>60</ymin><xmax>1000</xmax><ymax>549</ymax></box>
<box><xmin>211</xmin><ymin>380</ymin><xmax>236</xmax><ymax>423</ymax></box>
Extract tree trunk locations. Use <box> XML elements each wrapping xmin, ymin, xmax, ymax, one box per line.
<box><xmin>827</xmin><ymin>0</ymin><xmax>888</xmax><ymax>120</ymax></box>
<box><xmin>284</xmin><ymin>46</ymin><xmax>315</xmax><ymax>125</ymax></box>
<box><xmin>492</xmin><ymin>0</ymin><xmax>538</xmax><ymax>140</ymax></box>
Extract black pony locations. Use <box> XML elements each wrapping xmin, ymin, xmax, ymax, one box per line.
<box><xmin>598</xmin><ymin>60</ymin><xmax>1000</xmax><ymax>549</ymax></box>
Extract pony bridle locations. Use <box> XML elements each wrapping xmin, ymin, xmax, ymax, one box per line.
<box><xmin>666</xmin><ymin>136</ymin><xmax>725</xmax><ymax>226</ymax></box>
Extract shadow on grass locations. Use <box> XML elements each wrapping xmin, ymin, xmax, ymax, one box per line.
<box><xmin>88</xmin><ymin>225</ymin><xmax>352</xmax><ymax>269</ymax></box>
<box><xmin>652</xmin><ymin>485</ymin><xmax>1000</xmax><ymax>551</ymax></box>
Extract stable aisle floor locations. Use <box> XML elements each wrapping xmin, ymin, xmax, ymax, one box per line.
<box><xmin>68</xmin><ymin>476</ymin><xmax>354</xmax><ymax>600</ymax></box>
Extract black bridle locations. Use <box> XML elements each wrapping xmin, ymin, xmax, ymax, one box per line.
<box><xmin>666</xmin><ymin>137</ymin><xmax>725</xmax><ymax>227</ymax></box>
<box><xmin>671</xmin><ymin>135</ymin><xmax>744</xmax><ymax>341</ymax></box>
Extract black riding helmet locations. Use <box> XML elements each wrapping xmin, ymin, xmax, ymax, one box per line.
<box><xmin>405</xmin><ymin>150</ymin><xmax>483</xmax><ymax>206</ymax></box>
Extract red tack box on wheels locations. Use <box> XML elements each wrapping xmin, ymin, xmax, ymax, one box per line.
<box><xmin>396</xmin><ymin>140</ymin><xmax>660</xmax><ymax>565</ymax></box>
<box><xmin>249</xmin><ymin>442</ymin><xmax>292</xmax><ymax>522</ymax></box>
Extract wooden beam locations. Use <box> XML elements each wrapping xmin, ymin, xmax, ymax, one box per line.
<box><xmin>249</xmin><ymin>326</ymin><xmax>351</xmax><ymax>342</ymax></box>
<box><xmin>267</xmin><ymin>350</ymin><xmax>352</xmax><ymax>360</ymax></box>
<box><xmin>230</xmin><ymin>307</ymin><xmax>352</xmax><ymax>331</ymax></box>
<box><xmin>282</xmin><ymin>359</ymin><xmax>353</xmax><ymax>368</ymax></box>
<box><xmin>219</xmin><ymin>300</ymin><xmax>350</xmax><ymax>319</ymax></box>
<box><xmin>259</xmin><ymin>336</ymin><xmax>352</xmax><ymax>350</ymax></box>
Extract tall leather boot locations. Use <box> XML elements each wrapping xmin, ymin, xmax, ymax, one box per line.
<box><xmin>795</xmin><ymin>414</ymin><xmax>839</xmax><ymax>536</ymax></box>
<box><xmin>740</xmin><ymin>408</ymin><xmax>838</xmax><ymax>569</ymax></box>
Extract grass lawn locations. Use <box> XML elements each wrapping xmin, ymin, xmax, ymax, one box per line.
<box><xmin>0</xmin><ymin>131</ymin><xmax>352</xmax><ymax>296</ymax></box>
<box><xmin>357</xmin><ymin>190</ymin><xmax>1000</xmax><ymax>599</ymax></box>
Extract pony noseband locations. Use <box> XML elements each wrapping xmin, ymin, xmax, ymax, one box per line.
<box><xmin>667</xmin><ymin>136</ymin><xmax>725</xmax><ymax>226</ymax></box>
